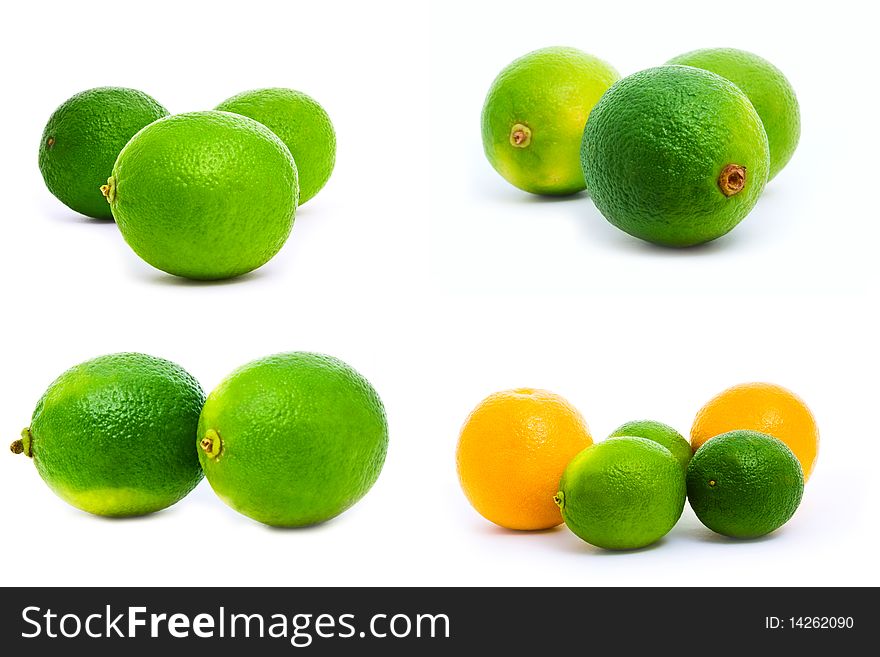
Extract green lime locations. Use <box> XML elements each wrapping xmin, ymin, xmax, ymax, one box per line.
<box><xmin>102</xmin><ymin>110</ymin><xmax>298</xmax><ymax>280</ymax></box>
<box><xmin>667</xmin><ymin>48</ymin><xmax>799</xmax><ymax>180</ymax></box>
<box><xmin>481</xmin><ymin>46</ymin><xmax>619</xmax><ymax>195</ymax></box>
<box><xmin>581</xmin><ymin>65</ymin><xmax>769</xmax><ymax>247</ymax></box>
<box><xmin>39</xmin><ymin>87</ymin><xmax>168</xmax><ymax>219</ymax></box>
<box><xmin>609</xmin><ymin>420</ymin><xmax>692</xmax><ymax>471</ymax></box>
<box><xmin>555</xmin><ymin>437</ymin><xmax>686</xmax><ymax>550</ymax></box>
<box><xmin>11</xmin><ymin>353</ymin><xmax>204</xmax><ymax>517</ymax></box>
<box><xmin>197</xmin><ymin>352</ymin><xmax>388</xmax><ymax>527</ymax></box>
<box><xmin>686</xmin><ymin>430</ymin><xmax>804</xmax><ymax>538</ymax></box>
<box><xmin>216</xmin><ymin>88</ymin><xmax>335</xmax><ymax>205</ymax></box>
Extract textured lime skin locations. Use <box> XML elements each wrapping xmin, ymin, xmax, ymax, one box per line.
<box><xmin>107</xmin><ymin>111</ymin><xmax>298</xmax><ymax>280</ymax></box>
<box><xmin>581</xmin><ymin>66</ymin><xmax>770</xmax><ymax>247</ymax></box>
<box><xmin>39</xmin><ymin>87</ymin><xmax>168</xmax><ymax>219</ymax></box>
<box><xmin>557</xmin><ymin>437</ymin><xmax>686</xmax><ymax>550</ymax></box>
<box><xmin>216</xmin><ymin>88</ymin><xmax>335</xmax><ymax>205</ymax></box>
<box><xmin>198</xmin><ymin>352</ymin><xmax>388</xmax><ymax>527</ymax></box>
<box><xmin>26</xmin><ymin>353</ymin><xmax>205</xmax><ymax>517</ymax></box>
<box><xmin>482</xmin><ymin>47</ymin><xmax>619</xmax><ymax>195</ymax></box>
<box><xmin>667</xmin><ymin>48</ymin><xmax>800</xmax><ymax>180</ymax></box>
<box><xmin>609</xmin><ymin>420</ymin><xmax>692</xmax><ymax>471</ymax></box>
<box><xmin>687</xmin><ymin>430</ymin><xmax>804</xmax><ymax>538</ymax></box>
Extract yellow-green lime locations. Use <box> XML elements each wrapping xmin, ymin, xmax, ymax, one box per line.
<box><xmin>667</xmin><ymin>48</ymin><xmax>800</xmax><ymax>180</ymax></box>
<box><xmin>482</xmin><ymin>46</ymin><xmax>619</xmax><ymax>195</ymax></box>
<box><xmin>581</xmin><ymin>65</ymin><xmax>770</xmax><ymax>247</ymax></box>
<box><xmin>216</xmin><ymin>88</ymin><xmax>335</xmax><ymax>205</ymax></box>
<box><xmin>102</xmin><ymin>110</ymin><xmax>298</xmax><ymax>280</ymax></box>
<box><xmin>39</xmin><ymin>87</ymin><xmax>168</xmax><ymax>219</ymax></box>
<box><xmin>555</xmin><ymin>437</ymin><xmax>686</xmax><ymax>550</ymax></box>
<box><xmin>197</xmin><ymin>352</ymin><xmax>388</xmax><ymax>527</ymax></box>
<box><xmin>11</xmin><ymin>353</ymin><xmax>204</xmax><ymax>517</ymax></box>
<box><xmin>686</xmin><ymin>430</ymin><xmax>804</xmax><ymax>538</ymax></box>
<box><xmin>609</xmin><ymin>420</ymin><xmax>692</xmax><ymax>471</ymax></box>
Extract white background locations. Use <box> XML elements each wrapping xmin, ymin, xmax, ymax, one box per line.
<box><xmin>0</xmin><ymin>0</ymin><xmax>877</xmax><ymax>587</ymax></box>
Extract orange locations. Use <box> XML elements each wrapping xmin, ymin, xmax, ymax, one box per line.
<box><xmin>690</xmin><ymin>382</ymin><xmax>819</xmax><ymax>480</ymax></box>
<box><xmin>456</xmin><ymin>388</ymin><xmax>592</xmax><ymax>530</ymax></box>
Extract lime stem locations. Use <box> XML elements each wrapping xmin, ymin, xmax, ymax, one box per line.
<box><xmin>509</xmin><ymin>123</ymin><xmax>532</xmax><ymax>148</ymax></box>
<box><xmin>718</xmin><ymin>164</ymin><xmax>746</xmax><ymax>197</ymax></box>
<box><xmin>100</xmin><ymin>177</ymin><xmax>116</xmax><ymax>203</ymax></box>
<box><xmin>200</xmin><ymin>429</ymin><xmax>222</xmax><ymax>458</ymax></box>
<box><xmin>12</xmin><ymin>428</ymin><xmax>33</xmax><ymax>457</ymax></box>
<box><xmin>553</xmin><ymin>492</ymin><xmax>565</xmax><ymax>509</ymax></box>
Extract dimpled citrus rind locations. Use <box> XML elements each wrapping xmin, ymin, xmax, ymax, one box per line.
<box><xmin>667</xmin><ymin>48</ymin><xmax>800</xmax><ymax>180</ymax></box>
<box><xmin>197</xmin><ymin>352</ymin><xmax>388</xmax><ymax>527</ymax></box>
<box><xmin>108</xmin><ymin>110</ymin><xmax>298</xmax><ymax>280</ymax></box>
<box><xmin>608</xmin><ymin>419</ymin><xmax>692</xmax><ymax>471</ymax></box>
<box><xmin>39</xmin><ymin>87</ymin><xmax>168</xmax><ymax>219</ymax></box>
<box><xmin>557</xmin><ymin>436</ymin><xmax>686</xmax><ymax>550</ymax></box>
<box><xmin>456</xmin><ymin>388</ymin><xmax>593</xmax><ymax>530</ymax></box>
<box><xmin>581</xmin><ymin>65</ymin><xmax>770</xmax><ymax>247</ymax></box>
<box><xmin>686</xmin><ymin>430</ymin><xmax>804</xmax><ymax>538</ymax></box>
<box><xmin>216</xmin><ymin>88</ymin><xmax>335</xmax><ymax>205</ymax></box>
<box><xmin>28</xmin><ymin>353</ymin><xmax>205</xmax><ymax>517</ymax></box>
<box><xmin>482</xmin><ymin>46</ymin><xmax>620</xmax><ymax>195</ymax></box>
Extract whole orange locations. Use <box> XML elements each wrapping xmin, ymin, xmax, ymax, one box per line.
<box><xmin>691</xmin><ymin>382</ymin><xmax>819</xmax><ymax>480</ymax></box>
<box><xmin>456</xmin><ymin>388</ymin><xmax>592</xmax><ymax>530</ymax></box>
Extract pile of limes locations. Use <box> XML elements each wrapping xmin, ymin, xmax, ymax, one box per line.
<box><xmin>38</xmin><ymin>86</ymin><xmax>336</xmax><ymax>280</ymax></box>
<box><xmin>456</xmin><ymin>383</ymin><xmax>817</xmax><ymax>550</ymax></box>
<box><xmin>481</xmin><ymin>46</ymin><xmax>800</xmax><ymax>247</ymax></box>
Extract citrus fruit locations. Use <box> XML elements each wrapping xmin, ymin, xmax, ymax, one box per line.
<box><xmin>609</xmin><ymin>420</ymin><xmax>692</xmax><ymax>471</ymax></box>
<box><xmin>667</xmin><ymin>48</ymin><xmax>800</xmax><ymax>180</ymax></box>
<box><xmin>10</xmin><ymin>353</ymin><xmax>204</xmax><ymax>517</ymax></box>
<box><xmin>481</xmin><ymin>47</ymin><xmax>619</xmax><ymax>195</ymax></box>
<box><xmin>456</xmin><ymin>388</ymin><xmax>592</xmax><ymax>530</ymax></box>
<box><xmin>687</xmin><ymin>430</ymin><xmax>804</xmax><ymax>538</ymax></box>
<box><xmin>555</xmin><ymin>437</ymin><xmax>686</xmax><ymax>550</ymax></box>
<box><xmin>580</xmin><ymin>65</ymin><xmax>770</xmax><ymax>247</ymax></box>
<box><xmin>102</xmin><ymin>110</ymin><xmax>298</xmax><ymax>280</ymax></box>
<box><xmin>39</xmin><ymin>87</ymin><xmax>168</xmax><ymax>219</ymax></box>
<box><xmin>690</xmin><ymin>382</ymin><xmax>819</xmax><ymax>480</ymax></box>
<box><xmin>197</xmin><ymin>352</ymin><xmax>388</xmax><ymax>527</ymax></box>
<box><xmin>216</xmin><ymin>88</ymin><xmax>335</xmax><ymax>205</ymax></box>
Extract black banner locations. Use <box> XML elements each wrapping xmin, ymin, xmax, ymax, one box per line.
<box><xmin>0</xmin><ymin>587</ymin><xmax>867</xmax><ymax>654</ymax></box>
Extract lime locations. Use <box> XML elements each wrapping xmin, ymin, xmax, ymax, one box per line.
<box><xmin>609</xmin><ymin>420</ymin><xmax>692</xmax><ymax>471</ymax></box>
<box><xmin>197</xmin><ymin>352</ymin><xmax>388</xmax><ymax>527</ymax></box>
<box><xmin>216</xmin><ymin>88</ymin><xmax>335</xmax><ymax>205</ymax></box>
<box><xmin>102</xmin><ymin>110</ymin><xmax>298</xmax><ymax>280</ymax></box>
<box><xmin>11</xmin><ymin>353</ymin><xmax>204</xmax><ymax>517</ymax></box>
<box><xmin>481</xmin><ymin>46</ymin><xmax>619</xmax><ymax>195</ymax></box>
<box><xmin>39</xmin><ymin>87</ymin><xmax>168</xmax><ymax>219</ymax></box>
<box><xmin>686</xmin><ymin>430</ymin><xmax>804</xmax><ymax>538</ymax></box>
<box><xmin>555</xmin><ymin>437</ymin><xmax>686</xmax><ymax>550</ymax></box>
<box><xmin>581</xmin><ymin>65</ymin><xmax>769</xmax><ymax>247</ymax></box>
<box><xmin>667</xmin><ymin>48</ymin><xmax>799</xmax><ymax>180</ymax></box>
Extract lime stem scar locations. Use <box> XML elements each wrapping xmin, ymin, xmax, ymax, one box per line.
<box><xmin>510</xmin><ymin>123</ymin><xmax>532</xmax><ymax>148</ymax></box>
<box><xmin>200</xmin><ymin>429</ymin><xmax>222</xmax><ymax>458</ymax></box>
<box><xmin>553</xmin><ymin>492</ymin><xmax>565</xmax><ymax>509</ymax></box>
<box><xmin>718</xmin><ymin>164</ymin><xmax>746</xmax><ymax>197</ymax></box>
<box><xmin>100</xmin><ymin>177</ymin><xmax>116</xmax><ymax>203</ymax></box>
